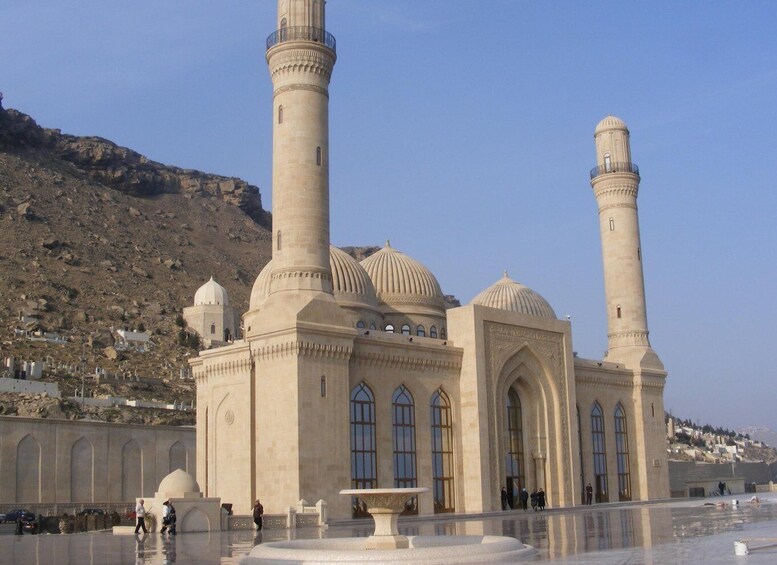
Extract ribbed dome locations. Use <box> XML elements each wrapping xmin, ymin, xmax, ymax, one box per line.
<box><xmin>156</xmin><ymin>469</ymin><xmax>201</xmax><ymax>498</ymax></box>
<box><xmin>471</xmin><ymin>272</ymin><xmax>556</xmax><ymax>319</ymax></box>
<box><xmin>595</xmin><ymin>115</ymin><xmax>628</xmax><ymax>134</ymax></box>
<box><xmin>248</xmin><ymin>247</ymin><xmax>378</xmax><ymax>311</ymax></box>
<box><xmin>194</xmin><ymin>277</ymin><xmax>229</xmax><ymax>306</ymax></box>
<box><xmin>361</xmin><ymin>242</ymin><xmax>445</xmax><ymax>310</ymax></box>
<box><xmin>248</xmin><ymin>260</ymin><xmax>273</xmax><ymax>311</ymax></box>
<box><xmin>330</xmin><ymin>246</ymin><xmax>378</xmax><ymax>308</ymax></box>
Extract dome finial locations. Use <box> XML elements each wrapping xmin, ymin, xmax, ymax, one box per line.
<box><xmin>503</xmin><ymin>270</ymin><xmax>509</xmax><ymax>279</ymax></box>
<box><xmin>385</xmin><ymin>239</ymin><xmax>391</xmax><ymax>248</ymax></box>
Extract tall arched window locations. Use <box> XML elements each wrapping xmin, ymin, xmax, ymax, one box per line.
<box><xmin>604</xmin><ymin>153</ymin><xmax>612</xmax><ymax>173</ymax></box>
<box><xmin>351</xmin><ymin>383</ymin><xmax>376</xmax><ymax>517</ymax></box>
<box><xmin>278</xmin><ymin>105</ymin><xmax>283</xmax><ymax>124</ymax></box>
<box><xmin>416</xmin><ymin>325</ymin><xmax>425</xmax><ymax>337</ymax></box>
<box><xmin>369</xmin><ymin>322</ymin><xmax>376</xmax><ymax>330</ymax></box>
<box><xmin>393</xmin><ymin>386</ymin><xmax>418</xmax><ymax>515</ymax></box>
<box><xmin>401</xmin><ymin>324</ymin><xmax>411</xmax><ymax>335</ymax></box>
<box><xmin>277</xmin><ymin>230</ymin><xmax>282</xmax><ymax>251</ymax></box>
<box><xmin>614</xmin><ymin>403</ymin><xmax>632</xmax><ymax>501</ymax></box>
<box><xmin>431</xmin><ymin>388</ymin><xmax>454</xmax><ymax>513</ymax></box>
<box><xmin>210</xmin><ymin>323</ymin><xmax>216</xmax><ymax>335</ymax></box>
<box><xmin>316</xmin><ymin>146</ymin><xmax>322</xmax><ymax>166</ymax></box>
<box><xmin>440</xmin><ymin>328</ymin><xmax>447</xmax><ymax>340</ymax></box>
<box><xmin>591</xmin><ymin>402</ymin><xmax>608</xmax><ymax>503</ymax></box>
<box><xmin>429</xmin><ymin>325</ymin><xmax>438</xmax><ymax>339</ymax></box>
<box><xmin>505</xmin><ymin>388</ymin><xmax>525</xmax><ymax>509</ymax></box>
<box><xmin>280</xmin><ymin>17</ymin><xmax>288</xmax><ymax>41</ymax></box>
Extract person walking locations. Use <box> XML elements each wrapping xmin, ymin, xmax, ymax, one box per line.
<box><xmin>160</xmin><ymin>501</ymin><xmax>170</xmax><ymax>534</ymax></box>
<box><xmin>167</xmin><ymin>501</ymin><xmax>177</xmax><ymax>535</ymax></box>
<box><xmin>134</xmin><ymin>499</ymin><xmax>148</xmax><ymax>534</ymax></box>
<box><xmin>530</xmin><ymin>491</ymin><xmax>538</xmax><ymax>511</ymax></box>
<box><xmin>586</xmin><ymin>482</ymin><xmax>593</xmax><ymax>505</ymax></box>
<box><xmin>538</xmin><ymin>488</ymin><xmax>546</xmax><ymax>510</ymax></box>
<box><xmin>253</xmin><ymin>499</ymin><xmax>264</xmax><ymax>531</ymax></box>
<box><xmin>500</xmin><ymin>486</ymin><xmax>509</xmax><ymax>510</ymax></box>
<box><xmin>520</xmin><ymin>488</ymin><xmax>529</xmax><ymax>510</ymax></box>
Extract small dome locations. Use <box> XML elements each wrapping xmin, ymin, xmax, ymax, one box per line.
<box><xmin>156</xmin><ymin>469</ymin><xmax>201</xmax><ymax>499</ymax></box>
<box><xmin>194</xmin><ymin>277</ymin><xmax>229</xmax><ymax>306</ymax></box>
<box><xmin>471</xmin><ymin>272</ymin><xmax>556</xmax><ymax>319</ymax></box>
<box><xmin>330</xmin><ymin>246</ymin><xmax>379</xmax><ymax>309</ymax></box>
<box><xmin>249</xmin><ymin>260</ymin><xmax>273</xmax><ymax>311</ymax></box>
<box><xmin>595</xmin><ymin>115</ymin><xmax>628</xmax><ymax>134</ymax></box>
<box><xmin>361</xmin><ymin>242</ymin><xmax>445</xmax><ymax>311</ymax></box>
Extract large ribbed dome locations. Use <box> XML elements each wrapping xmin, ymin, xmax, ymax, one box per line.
<box><xmin>595</xmin><ymin>115</ymin><xmax>628</xmax><ymax>134</ymax></box>
<box><xmin>360</xmin><ymin>242</ymin><xmax>445</xmax><ymax>310</ymax></box>
<box><xmin>248</xmin><ymin>260</ymin><xmax>273</xmax><ymax>311</ymax></box>
<box><xmin>471</xmin><ymin>272</ymin><xmax>556</xmax><ymax>319</ymax></box>
<box><xmin>330</xmin><ymin>246</ymin><xmax>379</xmax><ymax>308</ymax></box>
<box><xmin>248</xmin><ymin>247</ymin><xmax>378</xmax><ymax>311</ymax></box>
<box><xmin>194</xmin><ymin>277</ymin><xmax>229</xmax><ymax>306</ymax></box>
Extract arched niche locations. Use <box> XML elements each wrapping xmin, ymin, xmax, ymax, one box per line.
<box><xmin>122</xmin><ymin>439</ymin><xmax>142</xmax><ymax>500</ymax></box>
<box><xmin>71</xmin><ymin>437</ymin><xmax>94</xmax><ymax>502</ymax></box>
<box><xmin>16</xmin><ymin>434</ymin><xmax>41</xmax><ymax>502</ymax></box>
<box><xmin>170</xmin><ymin>441</ymin><xmax>188</xmax><ymax>474</ymax></box>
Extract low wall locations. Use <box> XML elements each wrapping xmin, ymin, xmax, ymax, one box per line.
<box><xmin>0</xmin><ymin>378</ymin><xmax>59</xmax><ymax>396</ymax></box>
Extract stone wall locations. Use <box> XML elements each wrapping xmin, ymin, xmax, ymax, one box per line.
<box><xmin>0</xmin><ymin>415</ymin><xmax>195</xmax><ymax>504</ymax></box>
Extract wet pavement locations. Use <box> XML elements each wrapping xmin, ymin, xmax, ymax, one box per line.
<box><xmin>3</xmin><ymin>496</ymin><xmax>777</xmax><ymax>564</ymax></box>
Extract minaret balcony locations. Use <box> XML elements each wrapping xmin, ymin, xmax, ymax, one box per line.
<box><xmin>589</xmin><ymin>162</ymin><xmax>640</xmax><ymax>180</ymax></box>
<box><xmin>266</xmin><ymin>26</ymin><xmax>336</xmax><ymax>53</ymax></box>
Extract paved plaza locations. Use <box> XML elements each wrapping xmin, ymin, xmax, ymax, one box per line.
<box><xmin>3</xmin><ymin>497</ymin><xmax>777</xmax><ymax>564</ymax></box>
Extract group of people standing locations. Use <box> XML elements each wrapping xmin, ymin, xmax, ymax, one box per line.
<box><xmin>500</xmin><ymin>486</ymin><xmax>546</xmax><ymax>511</ymax></box>
<box><xmin>132</xmin><ymin>499</ymin><xmax>176</xmax><ymax>535</ymax></box>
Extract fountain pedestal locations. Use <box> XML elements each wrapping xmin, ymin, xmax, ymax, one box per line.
<box><xmin>340</xmin><ymin>488</ymin><xmax>427</xmax><ymax>549</ymax></box>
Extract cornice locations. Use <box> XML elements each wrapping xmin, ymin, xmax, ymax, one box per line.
<box><xmin>273</xmin><ymin>83</ymin><xmax>329</xmax><ymax>99</ymax></box>
<box><xmin>268</xmin><ymin>48</ymin><xmax>334</xmax><ymax>81</ymax></box>
<box><xmin>253</xmin><ymin>340</ymin><xmax>352</xmax><ymax>362</ymax></box>
<box><xmin>351</xmin><ymin>348</ymin><xmax>461</xmax><ymax>373</ymax></box>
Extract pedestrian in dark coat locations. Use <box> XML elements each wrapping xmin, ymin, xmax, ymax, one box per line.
<box><xmin>530</xmin><ymin>491</ymin><xmax>538</xmax><ymax>511</ymax></box>
<box><xmin>253</xmin><ymin>499</ymin><xmax>264</xmax><ymax>531</ymax></box>
<box><xmin>538</xmin><ymin>488</ymin><xmax>546</xmax><ymax>510</ymax></box>
<box><xmin>500</xmin><ymin>487</ymin><xmax>509</xmax><ymax>510</ymax></box>
<box><xmin>520</xmin><ymin>488</ymin><xmax>529</xmax><ymax>510</ymax></box>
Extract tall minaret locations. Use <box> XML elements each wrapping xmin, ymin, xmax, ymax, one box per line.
<box><xmin>267</xmin><ymin>0</ymin><xmax>334</xmax><ymax>296</ymax></box>
<box><xmin>590</xmin><ymin>116</ymin><xmax>662</xmax><ymax>370</ymax></box>
<box><xmin>246</xmin><ymin>0</ymin><xmax>340</xmax><ymax>334</ymax></box>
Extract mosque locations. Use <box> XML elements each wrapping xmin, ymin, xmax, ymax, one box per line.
<box><xmin>190</xmin><ymin>0</ymin><xmax>669</xmax><ymax>521</ymax></box>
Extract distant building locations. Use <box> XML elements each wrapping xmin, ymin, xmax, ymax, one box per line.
<box><xmin>183</xmin><ymin>277</ymin><xmax>240</xmax><ymax>348</ymax></box>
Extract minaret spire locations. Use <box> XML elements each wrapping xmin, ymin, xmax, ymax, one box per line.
<box><xmin>590</xmin><ymin>116</ymin><xmax>662</xmax><ymax>369</ymax></box>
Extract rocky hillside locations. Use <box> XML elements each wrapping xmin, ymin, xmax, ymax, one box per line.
<box><xmin>0</xmin><ymin>106</ymin><xmax>274</xmax><ymax>409</ymax></box>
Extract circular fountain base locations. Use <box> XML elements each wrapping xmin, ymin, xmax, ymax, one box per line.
<box><xmin>241</xmin><ymin>535</ymin><xmax>536</xmax><ymax>564</ymax></box>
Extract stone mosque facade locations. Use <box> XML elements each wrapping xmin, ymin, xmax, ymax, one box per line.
<box><xmin>191</xmin><ymin>0</ymin><xmax>669</xmax><ymax>521</ymax></box>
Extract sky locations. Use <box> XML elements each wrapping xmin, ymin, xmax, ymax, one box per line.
<box><xmin>3</xmin><ymin>1</ymin><xmax>777</xmax><ymax>433</ymax></box>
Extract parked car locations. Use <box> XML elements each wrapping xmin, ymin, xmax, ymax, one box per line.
<box><xmin>1</xmin><ymin>509</ymin><xmax>36</xmax><ymax>523</ymax></box>
<box><xmin>77</xmin><ymin>508</ymin><xmax>106</xmax><ymax>516</ymax></box>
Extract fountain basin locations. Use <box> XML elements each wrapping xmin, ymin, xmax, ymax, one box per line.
<box><xmin>340</xmin><ymin>487</ymin><xmax>427</xmax><ymax>549</ymax></box>
<box><xmin>242</xmin><ymin>535</ymin><xmax>536</xmax><ymax>564</ymax></box>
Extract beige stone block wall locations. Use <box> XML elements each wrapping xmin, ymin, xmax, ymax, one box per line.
<box><xmin>0</xmin><ymin>416</ymin><xmax>194</xmax><ymax>504</ymax></box>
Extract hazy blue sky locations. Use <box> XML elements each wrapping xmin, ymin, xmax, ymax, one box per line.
<box><xmin>3</xmin><ymin>1</ymin><xmax>777</xmax><ymax>432</ymax></box>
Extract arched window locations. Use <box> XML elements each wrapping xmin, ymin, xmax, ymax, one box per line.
<box><xmin>431</xmin><ymin>388</ymin><xmax>454</xmax><ymax>513</ymax></box>
<box><xmin>591</xmin><ymin>402</ymin><xmax>608</xmax><ymax>503</ymax></box>
<box><xmin>609</xmin><ymin>217</ymin><xmax>615</xmax><ymax>231</ymax></box>
<box><xmin>393</xmin><ymin>386</ymin><xmax>418</xmax><ymax>515</ymax></box>
<box><xmin>277</xmin><ymin>230</ymin><xmax>282</xmax><ymax>251</ymax></box>
<box><xmin>278</xmin><ymin>105</ymin><xmax>283</xmax><ymax>124</ymax></box>
<box><xmin>280</xmin><ymin>18</ymin><xmax>288</xmax><ymax>41</ymax></box>
<box><xmin>401</xmin><ymin>324</ymin><xmax>411</xmax><ymax>335</ymax></box>
<box><xmin>416</xmin><ymin>325</ymin><xmax>425</xmax><ymax>337</ymax></box>
<box><xmin>429</xmin><ymin>325</ymin><xmax>438</xmax><ymax>339</ymax></box>
<box><xmin>356</xmin><ymin>321</ymin><xmax>366</xmax><ymax>329</ymax></box>
<box><xmin>616</xmin><ymin>305</ymin><xmax>621</xmax><ymax>319</ymax></box>
<box><xmin>384</xmin><ymin>324</ymin><xmax>395</xmax><ymax>333</ymax></box>
<box><xmin>369</xmin><ymin>322</ymin><xmax>376</xmax><ymax>330</ymax></box>
<box><xmin>350</xmin><ymin>383</ymin><xmax>376</xmax><ymax>517</ymax></box>
<box><xmin>316</xmin><ymin>146</ymin><xmax>322</xmax><ymax>166</ymax></box>
<box><xmin>614</xmin><ymin>403</ymin><xmax>631</xmax><ymax>501</ymax></box>
<box><xmin>505</xmin><ymin>388</ymin><xmax>525</xmax><ymax>509</ymax></box>
<box><xmin>604</xmin><ymin>153</ymin><xmax>612</xmax><ymax>173</ymax></box>
<box><xmin>210</xmin><ymin>323</ymin><xmax>216</xmax><ymax>335</ymax></box>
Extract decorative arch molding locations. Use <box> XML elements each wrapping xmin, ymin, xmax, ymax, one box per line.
<box><xmin>71</xmin><ymin>436</ymin><xmax>94</xmax><ymax>502</ymax></box>
<box><xmin>16</xmin><ymin>434</ymin><xmax>41</xmax><ymax>503</ymax></box>
<box><xmin>169</xmin><ymin>441</ymin><xmax>188</xmax><ymax>474</ymax></box>
<box><xmin>483</xmin><ymin>321</ymin><xmax>572</xmax><ymax>505</ymax></box>
<box><xmin>181</xmin><ymin>507</ymin><xmax>211</xmax><ymax>532</ymax></box>
<box><xmin>122</xmin><ymin>439</ymin><xmax>142</xmax><ymax>500</ymax></box>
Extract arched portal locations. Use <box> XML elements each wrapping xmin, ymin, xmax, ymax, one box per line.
<box><xmin>504</xmin><ymin>388</ymin><xmax>525</xmax><ymax>509</ymax></box>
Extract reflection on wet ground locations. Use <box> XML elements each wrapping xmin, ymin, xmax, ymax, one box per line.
<box><xmin>3</xmin><ymin>497</ymin><xmax>777</xmax><ymax>564</ymax></box>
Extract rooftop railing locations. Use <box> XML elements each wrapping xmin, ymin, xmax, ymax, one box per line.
<box><xmin>266</xmin><ymin>26</ymin><xmax>336</xmax><ymax>53</ymax></box>
<box><xmin>590</xmin><ymin>162</ymin><xmax>640</xmax><ymax>180</ymax></box>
